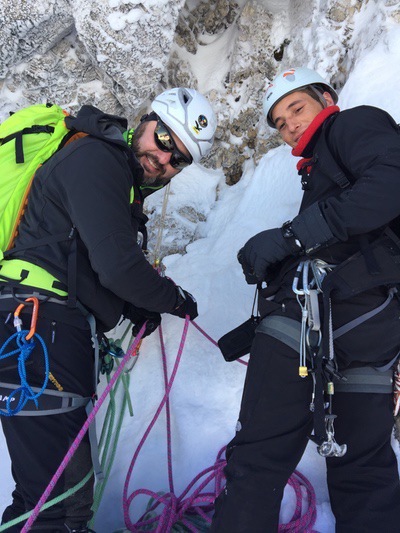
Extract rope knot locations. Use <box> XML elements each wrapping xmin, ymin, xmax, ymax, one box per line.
<box><xmin>0</xmin><ymin>330</ymin><xmax>49</xmax><ymax>417</ymax></box>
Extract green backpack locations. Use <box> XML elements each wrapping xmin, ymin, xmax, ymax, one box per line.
<box><xmin>0</xmin><ymin>103</ymin><xmax>73</xmax><ymax>261</ymax></box>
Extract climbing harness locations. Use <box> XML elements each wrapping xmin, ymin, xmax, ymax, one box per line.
<box><xmin>257</xmin><ymin>255</ymin><xmax>397</xmax><ymax>458</ymax></box>
<box><xmin>0</xmin><ymin>291</ymin><xmax>98</xmax><ymax>415</ymax></box>
<box><xmin>0</xmin><ymin>297</ymin><xmax>50</xmax><ymax>416</ymax></box>
<box><xmin>0</xmin><ymin>320</ymin><xmax>139</xmax><ymax>532</ymax></box>
<box><xmin>0</xmin><ymin>291</ymin><xmax>105</xmax><ymax>486</ymax></box>
<box><xmin>19</xmin><ymin>324</ymin><xmax>146</xmax><ymax>533</ymax></box>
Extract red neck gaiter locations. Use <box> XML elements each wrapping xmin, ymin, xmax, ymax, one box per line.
<box><xmin>292</xmin><ymin>105</ymin><xmax>340</xmax><ymax>172</ymax></box>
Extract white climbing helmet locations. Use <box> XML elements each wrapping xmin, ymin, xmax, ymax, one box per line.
<box><xmin>151</xmin><ymin>87</ymin><xmax>217</xmax><ymax>163</ymax></box>
<box><xmin>263</xmin><ymin>67</ymin><xmax>339</xmax><ymax>128</ymax></box>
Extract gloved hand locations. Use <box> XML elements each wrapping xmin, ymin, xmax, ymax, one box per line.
<box><xmin>123</xmin><ymin>304</ymin><xmax>161</xmax><ymax>339</ymax></box>
<box><xmin>237</xmin><ymin>227</ymin><xmax>302</xmax><ymax>284</ymax></box>
<box><xmin>238</xmin><ymin>204</ymin><xmax>337</xmax><ymax>285</ymax></box>
<box><xmin>290</xmin><ymin>202</ymin><xmax>337</xmax><ymax>255</ymax></box>
<box><xmin>170</xmin><ymin>286</ymin><xmax>198</xmax><ymax>320</ymax></box>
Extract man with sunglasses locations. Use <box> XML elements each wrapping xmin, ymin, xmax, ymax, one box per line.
<box><xmin>0</xmin><ymin>87</ymin><xmax>216</xmax><ymax>532</ymax></box>
<box><xmin>131</xmin><ymin>113</ymin><xmax>193</xmax><ymax>186</ymax></box>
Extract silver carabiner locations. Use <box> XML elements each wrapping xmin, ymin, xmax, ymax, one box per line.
<box><xmin>306</xmin><ymin>327</ymin><xmax>322</xmax><ymax>351</ymax></box>
<box><xmin>310</xmin><ymin>259</ymin><xmax>334</xmax><ymax>291</ymax></box>
<box><xmin>292</xmin><ymin>261</ymin><xmax>306</xmax><ymax>295</ymax></box>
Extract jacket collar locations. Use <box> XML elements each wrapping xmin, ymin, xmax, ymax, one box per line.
<box><xmin>292</xmin><ymin>105</ymin><xmax>340</xmax><ymax>160</ymax></box>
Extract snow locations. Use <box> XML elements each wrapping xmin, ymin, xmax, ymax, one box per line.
<box><xmin>2</xmin><ymin>3</ymin><xmax>400</xmax><ymax>533</ymax></box>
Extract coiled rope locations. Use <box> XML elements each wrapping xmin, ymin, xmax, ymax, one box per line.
<box><xmin>0</xmin><ymin>329</ymin><xmax>49</xmax><ymax>416</ymax></box>
<box><xmin>122</xmin><ymin>320</ymin><xmax>318</xmax><ymax>532</ymax></box>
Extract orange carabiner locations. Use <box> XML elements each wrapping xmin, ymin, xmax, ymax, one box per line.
<box><xmin>14</xmin><ymin>297</ymin><xmax>39</xmax><ymax>341</ymax></box>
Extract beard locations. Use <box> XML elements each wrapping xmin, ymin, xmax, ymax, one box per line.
<box><xmin>131</xmin><ymin>127</ymin><xmax>168</xmax><ymax>187</ymax></box>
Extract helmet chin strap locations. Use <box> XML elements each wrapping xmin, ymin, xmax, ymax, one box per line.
<box><xmin>139</xmin><ymin>111</ymin><xmax>158</xmax><ymax>123</ymax></box>
<box><xmin>309</xmin><ymin>84</ymin><xmax>329</xmax><ymax>108</ymax></box>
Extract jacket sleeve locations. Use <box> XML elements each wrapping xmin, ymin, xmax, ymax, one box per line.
<box><xmin>49</xmin><ymin>138</ymin><xmax>178</xmax><ymax>313</ymax></box>
<box><xmin>315</xmin><ymin>106</ymin><xmax>400</xmax><ymax>240</ymax></box>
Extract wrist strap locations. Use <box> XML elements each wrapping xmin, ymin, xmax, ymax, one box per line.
<box><xmin>281</xmin><ymin>221</ymin><xmax>304</xmax><ymax>254</ymax></box>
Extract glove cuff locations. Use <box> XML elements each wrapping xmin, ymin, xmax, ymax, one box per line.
<box><xmin>281</xmin><ymin>221</ymin><xmax>304</xmax><ymax>254</ymax></box>
<box><xmin>173</xmin><ymin>285</ymin><xmax>186</xmax><ymax>310</ymax></box>
<box><xmin>291</xmin><ymin>202</ymin><xmax>336</xmax><ymax>255</ymax></box>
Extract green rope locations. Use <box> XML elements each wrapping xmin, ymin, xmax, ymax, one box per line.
<box><xmin>89</xmin><ymin>332</ymin><xmax>138</xmax><ymax>527</ymax></box>
<box><xmin>91</xmin><ymin>374</ymin><xmax>125</xmax><ymax>518</ymax></box>
<box><xmin>0</xmin><ymin>469</ymin><xmax>93</xmax><ymax>531</ymax></box>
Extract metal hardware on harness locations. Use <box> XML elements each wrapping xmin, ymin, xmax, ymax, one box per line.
<box><xmin>293</xmin><ymin>259</ymin><xmax>348</xmax><ymax>458</ymax></box>
<box><xmin>306</xmin><ymin>327</ymin><xmax>322</xmax><ymax>410</ymax></box>
<box><xmin>14</xmin><ymin>296</ymin><xmax>39</xmax><ymax>340</ymax></box>
<box><xmin>316</xmin><ymin>414</ymin><xmax>347</xmax><ymax>458</ymax></box>
<box><xmin>292</xmin><ymin>260</ymin><xmax>333</xmax><ymax>377</ymax></box>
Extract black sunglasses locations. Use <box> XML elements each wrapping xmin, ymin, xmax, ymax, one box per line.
<box><xmin>154</xmin><ymin>118</ymin><xmax>192</xmax><ymax>171</ymax></box>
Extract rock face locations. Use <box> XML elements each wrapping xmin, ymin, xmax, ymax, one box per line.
<box><xmin>0</xmin><ymin>0</ymin><xmax>397</xmax><ymax>181</ymax></box>
<box><xmin>0</xmin><ymin>0</ymin><xmax>398</xmax><ymax>255</ymax></box>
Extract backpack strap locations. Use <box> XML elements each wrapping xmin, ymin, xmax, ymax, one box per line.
<box><xmin>1</xmin><ymin>125</ymin><xmax>55</xmax><ymax>164</ymax></box>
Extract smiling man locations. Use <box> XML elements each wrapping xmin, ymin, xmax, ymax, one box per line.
<box><xmin>211</xmin><ymin>68</ymin><xmax>400</xmax><ymax>532</ymax></box>
<box><xmin>0</xmin><ymin>87</ymin><xmax>216</xmax><ymax>532</ymax></box>
<box><xmin>131</xmin><ymin>88</ymin><xmax>213</xmax><ymax>187</ymax></box>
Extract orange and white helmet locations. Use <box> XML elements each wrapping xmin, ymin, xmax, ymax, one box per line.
<box><xmin>263</xmin><ymin>67</ymin><xmax>338</xmax><ymax>128</ymax></box>
<box><xmin>151</xmin><ymin>88</ymin><xmax>217</xmax><ymax>163</ymax></box>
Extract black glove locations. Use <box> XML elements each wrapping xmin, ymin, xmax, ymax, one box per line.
<box><xmin>291</xmin><ymin>202</ymin><xmax>337</xmax><ymax>255</ymax></box>
<box><xmin>170</xmin><ymin>286</ymin><xmax>198</xmax><ymax>320</ymax></box>
<box><xmin>123</xmin><ymin>304</ymin><xmax>161</xmax><ymax>339</ymax></box>
<box><xmin>238</xmin><ymin>227</ymin><xmax>302</xmax><ymax>284</ymax></box>
<box><xmin>238</xmin><ymin>203</ymin><xmax>337</xmax><ymax>284</ymax></box>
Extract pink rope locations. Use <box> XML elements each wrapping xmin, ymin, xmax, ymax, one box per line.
<box><xmin>122</xmin><ymin>318</ymin><xmax>190</xmax><ymax>531</ymax></box>
<box><xmin>123</xmin><ymin>443</ymin><xmax>318</xmax><ymax>531</ymax></box>
<box><xmin>21</xmin><ymin>324</ymin><xmax>146</xmax><ymax>532</ymax></box>
<box><xmin>20</xmin><ymin>315</ymin><xmax>318</xmax><ymax>532</ymax></box>
<box><xmin>159</xmin><ymin>322</ymin><xmax>174</xmax><ymax>494</ymax></box>
<box><xmin>122</xmin><ymin>320</ymin><xmax>318</xmax><ymax>532</ymax></box>
<box><xmin>281</xmin><ymin>470</ymin><xmax>318</xmax><ymax>532</ymax></box>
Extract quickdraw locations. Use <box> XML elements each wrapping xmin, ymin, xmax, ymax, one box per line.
<box><xmin>292</xmin><ymin>259</ymin><xmax>333</xmax><ymax>377</ymax></box>
<box><xmin>292</xmin><ymin>259</ymin><xmax>347</xmax><ymax>458</ymax></box>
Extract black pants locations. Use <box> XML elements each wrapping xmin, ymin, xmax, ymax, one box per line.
<box><xmin>211</xmin><ymin>333</ymin><xmax>400</xmax><ymax>533</ymax></box>
<box><xmin>0</xmin><ymin>306</ymin><xmax>95</xmax><ymax>532</ymax></box>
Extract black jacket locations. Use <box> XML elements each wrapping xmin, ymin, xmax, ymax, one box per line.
<box><xmin>302</xmin><ymin>105</ymin><xmax>400</xmax><ymax>259</ymax></box>
<box><xmin>271</xmin><ymin>105</ymin><xmax>400</xmax><ymax>280</ymax></box>
<box><xmin>269</xmin><ymin>105</ymin><xmax>400</xmax><ymax>367</ymax></box>
<box><xmin>10</xmin><ymin>105</ymin><xmax>178</xmax><ymax>331</ymax></box>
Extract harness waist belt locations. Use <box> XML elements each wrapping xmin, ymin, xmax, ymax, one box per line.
<box><xmin>0</xmin><ymin>259</ymin><xmax>67</xmax><ymax>298</ymax></box>
<box><xmin>0</xmin><ymin>381</ymin><xmax>90</xmax><ymax>416</ymax></box>
<box><xmin>256</xmin><ymin>315</ymin><xmax>394</xmax><ymax>394</ymax></box>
